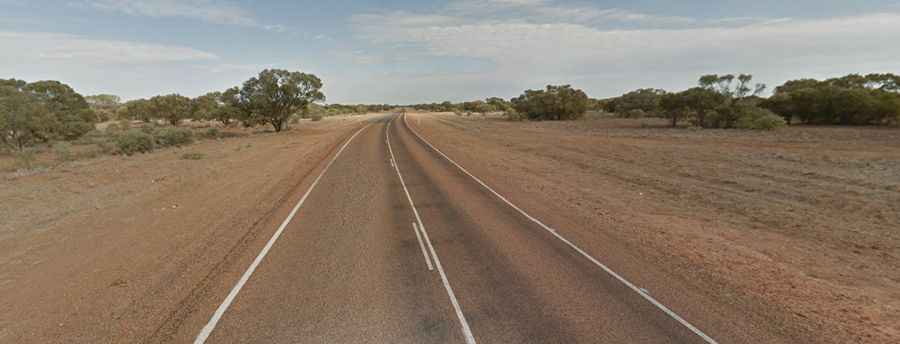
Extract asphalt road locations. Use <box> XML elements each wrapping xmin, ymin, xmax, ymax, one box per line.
<box><xmin>193</xmin><ymin>114</ymin><xmax>725</xmax><ymax>343</ymax></box>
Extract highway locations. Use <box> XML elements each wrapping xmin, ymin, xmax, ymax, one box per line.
<box><xmin>179</xmin><ymin>113</ymin><xmax>736</xmax><ymax>343</ymax></box>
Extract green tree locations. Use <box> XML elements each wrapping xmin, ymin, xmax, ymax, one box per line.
<box><xmin>85</xmin><ymin>94</ymin><xmax>122</xmax><ymax>122</ymax></box>
<box><xmin>122</xmin><ymin>99</ymin><xmax>155</xmax><ymax>123</ymax></box>
<box><xmin>235</xmin><ymin>69</ymin><xmax>325</xmax><ymax>132</ymax></box>
<box><xmin>511</xmin><ymin>85</ymin><xmax>588</xmax><ymax>121</ymax></box>
<box><xmin>763</xmin><ymin>73</ymin><xmax>900</xmax><ymax>125</ymax></box>
<box><xmin>0</xmin><ymin>86</ymin><xmax>55</xmax><ymax>150</ymax></box>
<box><xmin>609</xmin><ymin>88</ymin><xmax>667</xmax><ymax>117</ymax></box>
<box><xmin>150</xmin><ymin>94</ymin><xmax>192</xmax><ymax>126</ymax></box>
<box><xmin>660</xmin><ymin>87</ymin><xmax>726</xmax><ymax>127</ymax></box>
<box><xmin>485</xmin><ymin>97</ymin><xmax>510</xmax><ymax>112</ymax></box>
<box><xmin>700</xmin><ymin>74</ymin><xmax>766</xmax><ymax>99</ymax></box>
<box><xmin>24</xmin><ymin>80</ymin><xmax>96</xmax><ymax>140</ymax></box>
<box><xmin>85</xmin><ymin>94</ymin><xmax>121</xmax><ymax>109</ymax></box>
<box><xmin>191</xmin><ymin>92</ymin><xmax>221</xmax><ymax>121</ymax></box>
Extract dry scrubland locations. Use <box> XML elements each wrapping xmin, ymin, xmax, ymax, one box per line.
<box><xmin>0</xmin><ymin>115</ymin><xmax>368</xmax><ymax>342</ymax></box>
<box><xmin>410</xmin><ymin>113</ymin><xmax>900</xmax><ymax>344</ymax></box>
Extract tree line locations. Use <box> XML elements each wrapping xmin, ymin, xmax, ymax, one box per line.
<box><xmin>120</xmin><ymin>69</ymin><xmax>325</xmax><ymax>133</ymax></box>
<box><xmin>604</xmin><ymin>73</ymin><xmax>900</xmax><ymax>128</ymax></box>
<box><xmin>2</xmin><ymin>69</ymin><xmax>406</xmax><ymax>152</ymax></box>
<box><xmin>407</xmin><ymin>86</ymin><xmax>589</xmax><ymax>121</ymax></box>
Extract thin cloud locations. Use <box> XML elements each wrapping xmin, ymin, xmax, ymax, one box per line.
<box><xmin>350</xmin><ymin>9</ymin><xmax>900</xmax><ymax>100</ymax></box>
<box><xmin>448</xmin><ymin>0</ymin><xmax>695</xmax><ymax>26</ymax></box>
<box><xmin>0</xmin><ymin>31</ymin><xmax>218</xmax><ymax>64</ymax></box>
<box><xmin>82</xmin><ymin>0</ymin><xmax>286</xmax><ymax>31</ymax></box>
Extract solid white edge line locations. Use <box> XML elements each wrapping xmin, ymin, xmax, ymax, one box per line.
<box><xmin>412</xmin><ymin>222</ymin><xmax>435</xmax><ymax>271</ymax></box>
<box><xmin>402</xmin><ymin>114</ymin><xmax>720</xmax><ymax>344</ymax></box>
<box><xmin>386</xmin><ymin>117</ymin><xmax>478</xmax><ymax>344</ymax></box>
<box><xmin>193</xmin><ymin>124</ymin><xmax>371</xmax><ymax>344</ymax></box>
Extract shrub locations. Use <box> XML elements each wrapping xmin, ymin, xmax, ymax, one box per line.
<box><xmin>503</xmin><ymin>109</ymin><xmax>526</xmax><ymax>121</ymax></box>
<box><xmin>14</xmin><ymin>149</ymin><xmax>38</xmax><ymax>170</ymax></box>
<box><xmin>624</xmin><ymin>109</ymin><xmax>648</xmax><ymax>118</ymax></box>
<box><xmin>115</xmin><ymin>129</ymin><xmax>155</xmax><ymax>155</ymax></box>
<box><xmin>735</xmin><ymin>106</ymin><xmax>786</xmax><ymax>130</ymax></box>
<box><xmin>608</xmin><ymin>88</ymin><xmax>667</xmax><ymax>115</ymax></box>
<box><xmin>511</xmin><ymin>85</ymin><xmax>588</xmax><ymax>121</ymax></box>
<box><xmin>310</xmin><ymin>114</ymin><xmax>323</xmax><ymax>121</ymax></box>
<box><xmin>203</xmin><ymin>127</ymin><xmax>221</xmax><ymax>138</ymax></box>
<box><xmin>140</xmin><ymin>123</ymin><xmax>159</xmax><ymax>135</ymax></box>
<box><xmin>53</xmin><ymin>142</ymin><xmax>73</xmax><ymax>162</ymax></box>
<box><xmin>181</xmin><ymin>152</ymin><xmax>205</xmax><ymax>160</ymax></box>
<box><xmin>154</xmin><ymin>127</ymin><xmax>194</xmax><ymax>147</ymax></box>
<box><xmin>105</xmin><ymin>123</ymin><xmax>122</xmax><ymax>133</ymax></box>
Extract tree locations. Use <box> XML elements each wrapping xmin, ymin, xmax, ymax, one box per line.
<box><xmin>608</xmin><ymin>88</ymin><xmax>667</xmax><ymax>117</ymax></box>
<box><xmin>122</xmin><ymin>99</ymin><xmax>155</xmax><ymax>122</ymax></box>
<box><xmin>0</xmin><ymin>78</ymin><xmax>27</xmax><ymax>90</ymax></box>
<box><xmin>762</xmin><ymin>73</ymin><xmax>900</xmax><ymax>125</ymax></box>
<box><xmin>511</xmin><ymin>85</ymin><xmax>588</xmax><ymax>121</ymax></box>
<box><xmin>24</xmin><ymin>80</ymin><xmax>96</xmax><ymax>140</ymax></box>
<box><xmin>235</xmin><ymin>69</ymin><xmax>324</xmax><ymax>132</ymax></box>
<box><xmin>485</xmin><ymin>97</ymin><xmax>510</xmax><ymax>112</ymax></box>
<box><xmin>85</xmin><ymin>94</ymin><xmax>121</xmax><ymax>109</ymax></box>
<box><xmin>191</xmin><ymin>92</ymin><xmax>221</xmax><ymax>121</ymax></box>
<box><xmin>461</xmin><ymin>100</ymin><xmax>492</xmax><ymax>115</ymax></box>
<box><xmin>85</xmin><ymin>94</ymin><xmax>122</xmax><ymax>122</ymax></box>
<box><xmin>699</xmin><ymin>74</ymin><xmax>766</xmax><ymax>99</ymax></box>
<box><xmin>0</xmin><ymin>86</ymin><xmax>55</xmax><ymax>150</ymax></box>
<box><xmin>660</xmin><ymin>87</ymin><xmax>725</xmax><ymax>127</ymax></box>
<box><xmin>149</xmin><ymin>94</ymin><xmax>192</xmax><ymax>126</ymax></box>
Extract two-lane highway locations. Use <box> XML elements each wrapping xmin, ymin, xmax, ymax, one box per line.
<box><xmin>188</xmin><ymin>114</ymin><xmax>727</xmax><ymax>343</ymax></box>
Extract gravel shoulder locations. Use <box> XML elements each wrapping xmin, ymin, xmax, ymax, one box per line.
<box><xmin>408</xmin><ymin>112</ymin><xmax>900</xmax><ymax>344</ymax></box>
<box><xmin>0</xmin><ymin>116</ymin><xmax>369</xmax><ymax>343</ymax></box>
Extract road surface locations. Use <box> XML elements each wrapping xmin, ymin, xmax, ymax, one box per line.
<box><xmin>169</xmin><ymin>114</ymin><xmax>775</xmax><ymax>343</ymax></box>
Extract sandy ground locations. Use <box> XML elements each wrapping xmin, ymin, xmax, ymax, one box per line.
<box><xmin>408</xmin><ymin>113</ymin><xmax>900</xmax><ymax>344</ymax></box>
<box><xmin>0</xmin><ymin>116</ymin><xmax>369</xmax><ymax>342</ymax></box>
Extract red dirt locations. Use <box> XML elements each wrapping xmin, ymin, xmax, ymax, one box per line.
<box><xmin>408</xmin><ymin>113</ymin><xmax>900</xmax><ymax>344</ymax></box>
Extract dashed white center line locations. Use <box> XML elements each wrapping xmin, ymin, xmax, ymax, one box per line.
<box><xmin>412</xmin><ymin>222</ymin><xmax>434</xmax><ymax>271</ymax></box>
<box><xmin>386</xmin><ymin>117</ymin><xmax>478</xmax><ymax>344</ymax></box>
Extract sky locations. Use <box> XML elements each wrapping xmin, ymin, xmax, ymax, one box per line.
<box><xmin>2</xmin><ymin>0</ymin><xmax>900</xmax><ymax>104</ymax></box>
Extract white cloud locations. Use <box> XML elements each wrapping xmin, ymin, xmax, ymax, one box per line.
<box><xmin>0</xmin><ymin>31</ymin><xmax>233</xmax><ymax>99</ymax></box>
<box><xmin>82</xmin><ymin>0</ymin><xmax>285</xmax><ymax>31</ymax></box>
<box><xmin>350</xmin><ymin>8</ymin><xmax>900</xmax><ymax>100</ymax></box>
<box><xmin>448</xmin><ymin>0</ymin><xmax>694</xmax><ymax>26</ymax></box>
<box><xmin>0</xmin><ymin>31</ymin><xmax>217</xmax><ymax>63</ymax></box>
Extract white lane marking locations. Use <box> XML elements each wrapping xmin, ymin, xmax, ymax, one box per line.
<box><xmin>402</xmin><ymin>114</ymin><xmax>720</xmax><ymax>344</ymax></box>
<box><xmin>194</xmin><ymin>124</ymin><xmax>371</xmax><ymax>344</ymax></box>
<box><xmin>386</xmin><ymin>118</ymin><xmax>478</xmax><ymax>344</ymax></box>
<box><xmin>412</xmin><ymin>222</ymin><xmax>435</xmax><ymax>271</ymax></box>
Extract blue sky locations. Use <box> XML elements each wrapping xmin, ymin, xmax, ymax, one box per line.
<box><xmin>2</xmin><ymin>0</ymin><xmax>900</xmax><ymax>103</ymax></box>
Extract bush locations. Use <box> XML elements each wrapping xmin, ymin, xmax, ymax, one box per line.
<box><xmin>203</xmin><ymin>127</ymin><xmax>221</xmax><ymax>138</ymax></box>
<box><xmin>154</xmin><ymin>127</ymin><xmax>194</xmax><ymax>147</ymax></box>
<box><xmin>14</xmin><ymin>149</ymin><xmax>38</xmax><ymax>170</ymax></box>
<box><xmin>53</xmin><ymin>142</ymin><xmax>73</xmax><ymax>162</ymax></box>
<box><xmin>114</xmin><ymin>129</ymin><xmax>155</xmax><ymax>155</ymax></box>
<box><xmin>181</xmin><ymin>152</ymin><xmax>205</xmax><ymax>160</ymax></box>
<box><xmin>511</xmin><ymin>85</ymin><xmax>588</xmax><ymax>121</ymax></box>
<box><xmin>735</xmin><ymin>106</ymin><xmax>786</xmax><ymax>130</ymax></box>
<box><xmin>310</xmin><ymin>114</ymin><xmax>323</xmax><ymax>121</ymax></box>
<box><xmin>624</xmin><ymin>109</ymin><xmax>648</xmax><ymax>118</ymax></box>
<box><xmin>503</xmin><ymin>109</ymin><xmax>526</xmax><ymax>121</ymax></box>
<box><xmin>105</xmin><ymin>123</ymin><xmax>122</xmax><ymax>133</ymax></box>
